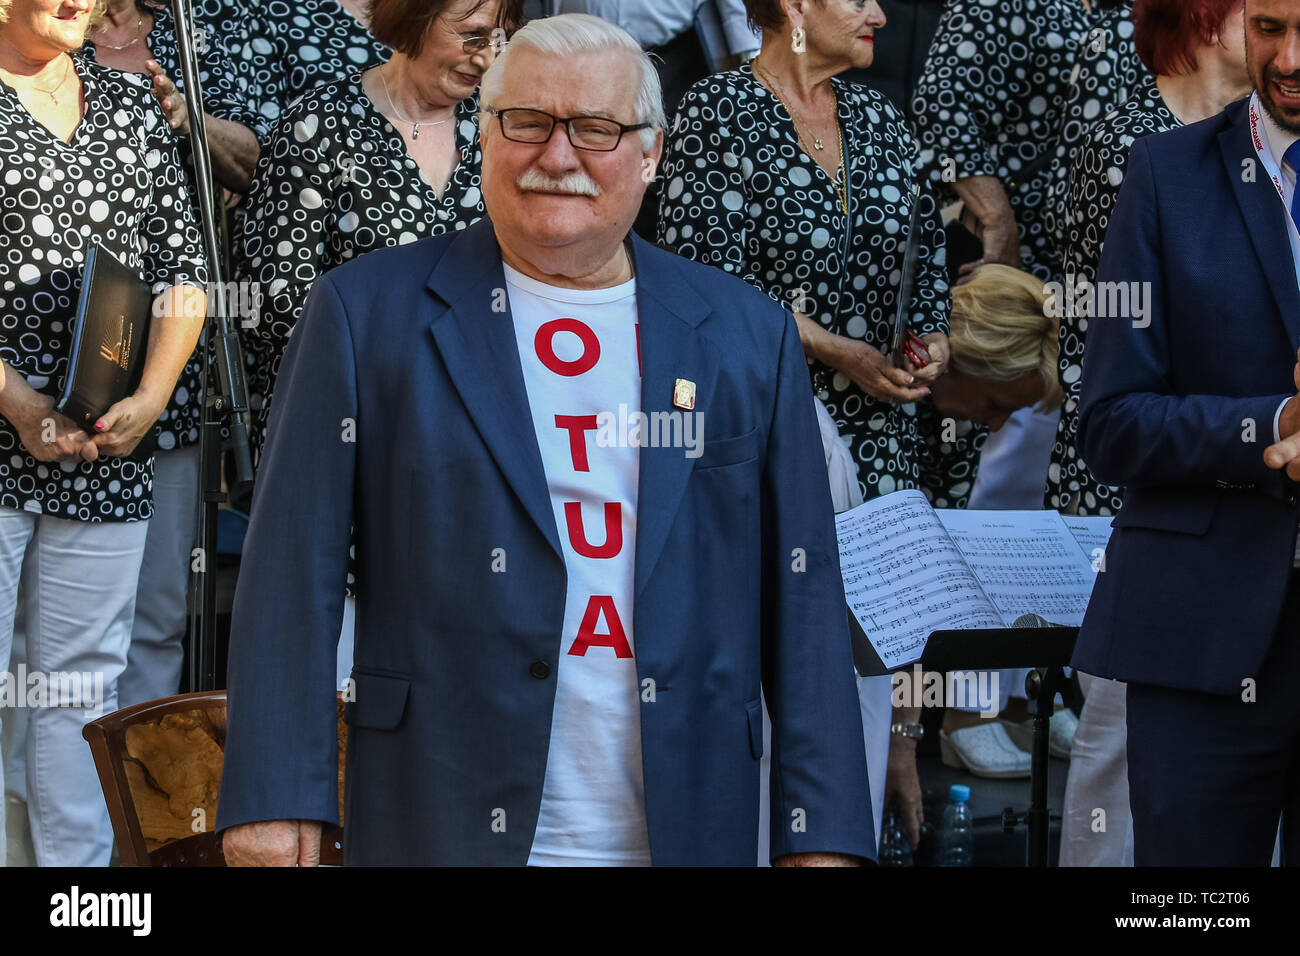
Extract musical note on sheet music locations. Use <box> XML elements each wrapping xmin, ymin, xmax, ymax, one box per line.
<box><xmin>835</xmin><ymin>490</ymin><xmax>1001</xmax><ymax>668</ymax></box>
<box><xmin>836</xmin><ymin>492</ymin><xmax>1112</xmax><ymax>669</ymax></box>
<box><xmin>935</xmin><ymin>509</ymin><xmax>1099</xmax><ymax>627</ymax></box>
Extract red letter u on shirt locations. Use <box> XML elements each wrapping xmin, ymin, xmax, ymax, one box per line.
<box><xmin>564</xmin><ymin>501</ymin><xmax>622</xmax><ymax>559</ymax></box>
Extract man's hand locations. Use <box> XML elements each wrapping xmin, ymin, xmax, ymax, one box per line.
<box><xmin>772</xmin><ymin>852</ymin><xmax>862</xmax><ymax>867</ymax></box>
<box><xmin>146</xmin><ymin>60</ymin><xmax>190</xmax><ymax>135</ymax></box>
<box><xmin>1264</xmin><ymin>345</ymin><xmax>1300</xmax><ymax>480</ymax></box>
<box><xmin>89</xmin><ymin>390</ymin><xmax>167</xmax><ymax>458</ymax></box>
<box><xmin>223</xmin><ymin>819</ymin><xmax>323</xmax><ymax>867</ymax></box>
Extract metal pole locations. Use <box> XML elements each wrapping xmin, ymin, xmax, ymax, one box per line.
<box><xmin>170</xmin><ymin>0</ymin><xmax>255</xmax><ymax>693</ymax></box>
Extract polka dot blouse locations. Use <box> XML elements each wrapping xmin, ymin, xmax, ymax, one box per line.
<box><xmin>230</xmin><ymin>0</ymin><xmax>391</xmax><ymax>143</ymax></box>
<box><xmin>84</xmin><ymin>2</ymin><xmax>258</xmax><ymax>452</ymax></box>
<box><xmin>1039</xmin><ymin>1</ymin><xmax>1146</xmax><ymax>281</ymax></box>
<box><xmin>658</xmin><ymin>65</ymin><xmax>950</xmax><ymax>502</ymax></box>
<box><xmin>1049</xmin><ymin>75</ymin><xmax>1179</xmax><ymax>516</ymax></box>
<box><xmin>911</xmin><ymin>0</ymin><xmax>1101</xmax><ymax>281</ymax></box>
<box><xmin>0</xmin><ymin>53</ymin><xmax>208</xmax><ymax>521</ymax></box>
<box><xmin>237</xmin><ymin>73</ymin><xmax>486</xmax><ymax>459</ymax></box>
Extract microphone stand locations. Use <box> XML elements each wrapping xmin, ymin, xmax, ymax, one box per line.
<box><xmin>170</xmin><ymin>0</ymin><xmax>255</xmax><ymax>693</ymax></box>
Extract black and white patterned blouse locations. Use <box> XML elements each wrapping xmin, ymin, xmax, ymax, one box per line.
<box><xmin>237</xmin><ymin>73</ymin><xmax>485</xmax><ymax>598</ymax></box>
<box><xmin>911</xmin><ymin>0</ymin><xmax>1100</xmax><ymax>281</ymax></box>
<box><xmin>232</xmin><ymin>0</ymin><xmax>391</xmax><ymax>143</ymax></box>
<box><xmin>0</xmin><ymin>54</ymin><xmax>207</xmax><ymax>521</ymax></box>
<box><xmin>913</xmin><ymin>401</ymin><xmax>988</xmax><ymax>510</ymax></box>
<box><xmin>238</xmin><ymin>74</ymin><xmax>486</xmax><ymax>454</ymax></box>
<box><xmin>84</xmin><ymin>2</ymin><xmax>257</xmax><ymax>452</ymax></box>
<box><xmin>1039</xmin><ymin>1</ymin><xmax>1144</xmax><ymax>278</ymax></box>
<box><xmin>658</xmin><ymin>65</ymin><xmax>950</xmax><ymax>501</ymax></box>
<box><xmin>1048</xmin><ymin>75</ymin><xmax>1178</xmax><ymax>516</ymax></box>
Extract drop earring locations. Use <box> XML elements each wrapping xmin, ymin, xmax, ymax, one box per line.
<box><xmin>791</xmin><ymin>26</ymin><xmax>806</xmax><ymax>55</ymax></box>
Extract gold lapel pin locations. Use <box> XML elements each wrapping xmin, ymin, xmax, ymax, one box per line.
<box><xmin>673</xmin><ymin>378</ymin><xmax>696</xmax><ymax>411</ymax></box>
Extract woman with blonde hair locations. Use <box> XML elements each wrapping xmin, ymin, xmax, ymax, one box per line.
<box><xmin>888</xmin><ymin>263</ymin><xmax>1067</xmax><ymax>846</ymax></box>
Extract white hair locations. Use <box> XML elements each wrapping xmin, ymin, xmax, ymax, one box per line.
<box><xmin>480</xmin><ymin>13</ymin><xmax>664</xmax><ymax>153</ymax></box>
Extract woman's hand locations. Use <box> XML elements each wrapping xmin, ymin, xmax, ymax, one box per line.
<box><xmin>89</xmin><ymin>390</ymin><xmax>166</xmax><ymax>458</ymax></box>
<box><xmin>829</xmin><ymin>337</ymin><xmax>932</xmax><ymax>404</ymax></box>
<box><xmin>6</xmin><ymin>392</ymin><xmax>96</xmax><ymax>462</ymax></box>
<box><xmin>146</xmin><ymin>61</ymin><xmax>190</xmax><ymax>135</ymax></box>
<box><xmin>908</xmin><ymin>332</ymin><xmax>950</xmax><ymax>384</ymax></box>
<box><xmin>884</xmin><ymin>737</ymin><xmax>925</xmax><ymax>850</ymax></box>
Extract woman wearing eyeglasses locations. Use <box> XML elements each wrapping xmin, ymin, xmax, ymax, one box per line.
<box><xmin>658</xmin><ymin>0</ymin><xmax>951</xmax><ymax>504</ymax></box>
<box><xmin>239</xmin><ymin>0</ymin><xmax>521</xmax><ymax>465</ymax></box>
<box><xmin>237</xmin><ymin>0</ymin><xmax>520</xmax><ymax>687</ymax></box>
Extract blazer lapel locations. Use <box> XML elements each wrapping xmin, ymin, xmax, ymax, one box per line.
<box><xmin>425</xmin><ymin>220</ymin><xmax>563</xmax><ymax>561</ymax></box>
<box><xmin>1221</xmin><ymin>101</ymin><xmax>1300</xmax><ymax>347</ymax></box>
<box><xmin>629</xmin><ymin>235</ymin><xmax>720</xmax><ymax>598</ymax></box>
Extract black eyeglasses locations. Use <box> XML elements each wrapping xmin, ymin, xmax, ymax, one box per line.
<box><xmin>483</xmin><ymin>107</ymin><xmax>651</xmax><ymax>152</ymax></box>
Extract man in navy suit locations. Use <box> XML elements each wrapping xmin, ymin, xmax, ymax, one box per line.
<box><xmin>216</xmin><ymin>13</ymin><xmax>873</xmax><ymax>866</ymax></box>
<box><xmin>1074</xmin><ymin>0</ymin><xmax>1300</xmax><ymax>866</ymax></box>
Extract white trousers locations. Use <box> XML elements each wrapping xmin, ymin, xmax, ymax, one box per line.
<box><xmin>1060</xmin><ymin>671</ymin><xmax>1134</xmax><ymax>866</ymax></box>
<box><xmin>118</xmin><ymin>447</ymin><xmax>201</xmax><ymax>710</ymax></box>
<box><xmin>0</xmin><ymin>507</ymin><xmax>149</xmax><ymax>866</ymax></box>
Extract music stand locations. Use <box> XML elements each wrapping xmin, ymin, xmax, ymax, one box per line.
<box><xmin>849</xmin><ymin>610</ymin><xmax>1079</xmax><ymax>867</ymax></box>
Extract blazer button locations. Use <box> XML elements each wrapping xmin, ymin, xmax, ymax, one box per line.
<box><xmin>529</xmin><ymin>661</ymin><xmax>551</xmax><ymax>680</ymax></box>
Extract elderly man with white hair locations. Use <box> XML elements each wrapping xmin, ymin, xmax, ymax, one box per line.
<box><xmin>217</xmin><ymin>13</ymin><xmax>874</xmax><ymax>866</ymax></box>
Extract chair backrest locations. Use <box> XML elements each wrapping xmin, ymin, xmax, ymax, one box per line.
<box><xmin>83</xmin><ymin>691</ymin><xmax>346</xmax><ymax>866</ymax></box>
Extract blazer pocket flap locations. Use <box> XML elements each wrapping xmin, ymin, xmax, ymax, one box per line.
<box><xmin>694</xmin><ymin>427</ymin><xmax>759</xmax><ymax>470</ymax></box>
<box><xmin>1110</xmin><ymin>496</ymin><xmax>1218</xmax><ymax>535</ymax></box>
<box><xmin>344</xmin><ymin>671</ymin><xmax>411</xmax><ymax>730</ymax></box>
<box><xmin>746</xmin><ymin>698</ymin><xmax>764</xmax><ymax>759</ymax></box>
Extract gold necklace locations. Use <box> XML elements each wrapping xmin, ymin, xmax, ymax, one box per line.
<box><xmin>753</xmin><ymin>62</ymin><xmax>847</xmax><ymax>215</ymax></box>
<box><xmin>96</xmin><ymin>16</ymin><xmax>145</xmax><ymax>51</ymax></box>
<box><xmin>5</xmin><ymin>55</ymin><xmax>73</xmax><ymax>106</ymax></box>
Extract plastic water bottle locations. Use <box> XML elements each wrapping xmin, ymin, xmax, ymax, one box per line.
<box><xmin>878</xmin><ymin>804</ymin><xmax>913</xmax><ymax>866</ymax></box>
<box><xmin>934</xmin><ymin>784</ymin><xmax>973</xmax><ymax>867</ymax></box>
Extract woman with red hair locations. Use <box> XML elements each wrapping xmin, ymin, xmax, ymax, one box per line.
<box><xmin>1056</xmin><ymin>0</ymin><xmax>1251</xmax><ymax>868</ymax></box>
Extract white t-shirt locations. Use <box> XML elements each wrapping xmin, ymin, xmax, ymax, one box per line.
<box><xmin>506</xmin><ymin>263</ymin><xmax>651</xmax><ymax>866</ymax></box>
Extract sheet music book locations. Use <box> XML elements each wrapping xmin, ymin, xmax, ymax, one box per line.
<box><xmin>836</xmin><ymin>490</ymin><xmax>1113</xmax><ymax>671</ymax></box>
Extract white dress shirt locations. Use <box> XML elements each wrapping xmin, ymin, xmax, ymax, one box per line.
<box><xmin>1250</xmin><ymin>94</ymin><xmax>1300</xmax><ymax>563</ymax></box>
<box><xmin>1253</xmin><ymin>95</ymin><xmax>1300</xmax><ymax>444</ymax></box>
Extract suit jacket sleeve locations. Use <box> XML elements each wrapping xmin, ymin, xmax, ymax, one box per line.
<box><xmin>216</xmin><ymin>273</ymin><xmax>358</xmax><ymax>832</ymax></box>
<box><xmin>761</xmin><ymin>308</ymin><xmax>876</xmax><ymax>863</ymax></box>
<box><xmin>1077</xmin><ymin>137</ymin><xmax>1292</xmax><ymax>492</ymax></box>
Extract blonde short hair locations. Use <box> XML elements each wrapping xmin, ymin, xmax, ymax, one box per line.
<box><xmin>949</xmin><ymin>264</ymin><xmax>1064</xmax><ymax>413</ymax></box>
<box><xmin>0</xmin><ymin>0</ymin><xmax>110</xmax><ymax>33</ymax></box>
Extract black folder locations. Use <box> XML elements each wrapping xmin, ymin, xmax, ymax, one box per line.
<box><xmin>57</xmin><ymin>240</ymin><xmax>157</xmax><ymax>461</ymax></box>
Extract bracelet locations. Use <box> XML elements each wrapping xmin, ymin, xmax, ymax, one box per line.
<box><xmin>890</xmin><ymin>722</ymin><xmax>924</xmax><ymax>741</ymax></box>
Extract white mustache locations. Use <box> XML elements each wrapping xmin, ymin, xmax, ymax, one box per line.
<box><xmin>517</xmin><ymin>168</ymin><xmax>602</xmax><ymax>197</ymax></box>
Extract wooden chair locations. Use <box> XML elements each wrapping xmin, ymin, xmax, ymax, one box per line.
<box><xmin>82</xmin><ymin>690</ymin><xmax>347</xmax><ymax>866</ymax></box>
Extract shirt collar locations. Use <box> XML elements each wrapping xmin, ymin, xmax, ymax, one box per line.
<box><xmin>1256</xmin><ymin>90</ymin><xmax>1300</xmax><ymax>174</ymax></box>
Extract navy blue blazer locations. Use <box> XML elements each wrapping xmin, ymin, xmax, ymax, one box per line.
<box><xmin>215</xmin><ymin>218</ymin><xmax>875</xmax><ymax>864</ymax></box>
<box><xmin>1073</xmin><ymin>97</ymin><xmax>1300</xmax><ymax>695</ymax></box>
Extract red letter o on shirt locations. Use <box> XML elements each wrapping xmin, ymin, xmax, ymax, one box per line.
<box><xmin>535</xmin><ymin>318</ymin><xmax>600</xmax><ymax>377</ymax></box>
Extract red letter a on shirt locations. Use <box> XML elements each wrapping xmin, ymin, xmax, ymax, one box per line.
<box><xmin>568</xmin><ymin>595</ymin><xmax>633</xmax><ymax>658</ymax></box>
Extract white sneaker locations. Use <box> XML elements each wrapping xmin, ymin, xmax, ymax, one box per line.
<box><xmin>999</xmin><ymin>709</ymin><xmax>1079</xmax><ymax>760</ymax></box>
<box><xmin>939</xmin><ymin>723</ymin><xmax>1032</xmax><ymax>779</ymax></box>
